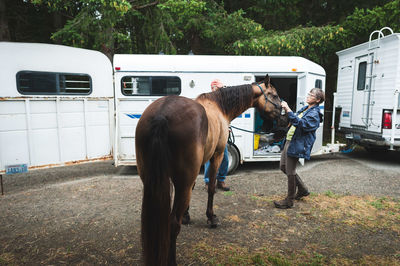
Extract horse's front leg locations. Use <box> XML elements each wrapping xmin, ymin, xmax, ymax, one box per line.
<box><xmin>206</xmin><ymin>154</ymin><xmax>223</xmax><ymax>228</ymax></box>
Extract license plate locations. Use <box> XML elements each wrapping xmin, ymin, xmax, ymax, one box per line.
<box><xmin>6</xmin><ymin>164</ymin><xmax>28</xmax><ymax>175</ymax></box>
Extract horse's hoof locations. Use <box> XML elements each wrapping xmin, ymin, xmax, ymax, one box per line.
<box><xmin>182</xmin><ymin>212</ymin><xmax>191</xmax><ymax>225</ymax></box>
<box><xmin>207</xmin><ymin>215</ymin><xmax>218</xmax><ymax>228</ymax></box>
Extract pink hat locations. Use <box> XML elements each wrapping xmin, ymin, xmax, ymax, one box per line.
<box><xmin>210</xmin><ymin>79</ymin><xmax>223</xmax><ymax>89</ymax></box>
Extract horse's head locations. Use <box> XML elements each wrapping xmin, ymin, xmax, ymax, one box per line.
<box><xmin>271</xmin><ymin>112</ymin><xmax>289</xmax><ymax>142</ymax></box>
<box><xmin>252</xmin><ymin>74</ymin><xmax>282</xmax><ymax>120</ymax></box>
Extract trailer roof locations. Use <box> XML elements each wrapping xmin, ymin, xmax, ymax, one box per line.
<box><xmin>336</xmin><ymin>33</ymin><xmax>400</xmax><ymax>56</ymax></box>
<box><xmin>0</xmin><ymin>42</ymin><xmax>113</xmax><ymax>97</ymax></box>
<box><xmin>113</xmin><ymin>54</ymin><xmax>325</xmax><ymax>75</ymax></box>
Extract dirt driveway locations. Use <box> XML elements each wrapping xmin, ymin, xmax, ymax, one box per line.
<box><xmin>1</xmin><ymin>150</ymin><xmax>400</xmax><ymax>265</ymax></box>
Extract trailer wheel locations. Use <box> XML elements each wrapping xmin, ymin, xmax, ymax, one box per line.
<box><xmin>227</xmin><ymin>143</ymin><xmax>240</xmax><ymax>175</ymax></box>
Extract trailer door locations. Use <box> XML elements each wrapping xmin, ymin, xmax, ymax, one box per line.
<box><xmin>351</xmin><ymin>53</ymin><xmax>374</xmax><ymax>127</ymax></box>
<box><xmin>296</xmin><ymin>74</ymin><xmax>307</xmax><ymax>111</ymax></box>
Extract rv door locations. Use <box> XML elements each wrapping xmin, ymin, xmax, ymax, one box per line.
<box><xmin>351</xmin><ymin>53</ymin><xmax>374</xmax><ymax>127</ymax></box>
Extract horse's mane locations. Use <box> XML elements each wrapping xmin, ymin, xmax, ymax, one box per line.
<box><xmin>196</xmin><ymin>84</ymin><xmax>254</xmax><ymax>116</ymax></box>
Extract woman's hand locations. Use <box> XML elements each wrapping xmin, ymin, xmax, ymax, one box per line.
<box><xmin>281</xmin><ymin>101</ymin><xmax>292</xmax><ymax>113</ymax></box>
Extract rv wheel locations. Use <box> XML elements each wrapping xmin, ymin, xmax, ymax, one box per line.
<box><xmin>227</xmin><ymin>143</ymin><xmax>240</xmax><ymax>175</ymax></box>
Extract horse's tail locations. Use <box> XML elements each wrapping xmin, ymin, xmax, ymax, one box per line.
<box><xmin>140</xmin><ymin>115</ymin><xmax>171</xmax><ymax>266</ymax></box>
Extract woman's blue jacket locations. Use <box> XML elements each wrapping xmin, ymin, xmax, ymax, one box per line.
<box><xmin>286</xmin><ymin>105</ymin><xmax>323</xmax><ymax>160</ymax></box>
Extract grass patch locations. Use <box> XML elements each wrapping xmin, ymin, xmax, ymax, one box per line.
<box><xmin>223</xmin><ymin>191</ymin><xmax>234</xmax><ymax>196</ymax></box>
<box><xmin>250</xmin><ymin>194</ymin><xmax>274</xmax><ymax>202</ymax></box>
<box><xmin>307</xmin><ymin>194</ymin><xmax>400</xmax><ymax>233</ymax></box>
<box><xmin>188</xmin><ymin>194</ymin><xmax>400</xmax><ymax>265</ymax></box>
<box><xmin>323</xmin><ymin>190</ymin><xmax>340</xmax><ymax>199</ymax></box>
<box><xmin>251</xmin><ymin>254</ymin><xmax>267</xmax><ymax>265</ymax></box>
<box><xmin>267</xmin><ymin>254</ymin><xmax>290</xmax><ymax>266</ymax></box>
<box><xmin>191</xmin><ymin>241</ymin><xmax>399</xmax><ymax>265</ymax></box>
<box><xmin>248</xmin><ymin>193</ymin><xmax>400</xmax><ymax>233</ymax></box>
<box><xmin>369</xmin><ymin>197</ymin><xmax>391</xmax><ymax>210</ymax></box>
<box><xmin>193</xmin><ymin>242</ymin><xmax>293</xmax><ymax>265</ymax></box>
<box><xmin>0</xmin><ymin>253</ymin><xmax>14</xmax><ymax>264</ymax></box>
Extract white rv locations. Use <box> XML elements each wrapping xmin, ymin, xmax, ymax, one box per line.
<box><xmin>334</xmin><ymin>27</ymin><xmax>400</xmax><ymax>151</ymax></box>
<box><xmin>113</xmin><ymin>54</ymin><xmax>326</xmax><ymax>173</ymax></box>
<box><xmin>0</xmin><ymin>42</ymin><xmax>326</xmax><ymax>176</ymax></box>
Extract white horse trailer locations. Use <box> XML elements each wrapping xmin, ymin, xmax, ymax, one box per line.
<box><xmin>334</xmin><ymin>27</ymin><xmax>400</xmax><ymax>151</ymax></box>
<box><xmin>0</xmin><ymin>42</ymin><xmax>327</xmax><ymax>176</ymax></box>
<box><xmin>113</xmin><ymin>54</ymin><xmax>326</xmax><ymax>173</ymax></box>
<box><xmin>0</xmin><ymin>42</ymin><xmax>114</xmax><ymax>175</ymax></box>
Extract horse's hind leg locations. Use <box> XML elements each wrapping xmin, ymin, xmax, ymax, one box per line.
<box><xmin>182</xmin><ymin>182</ymin><xmax>195</xmax><ymax>225</ymax></box>
<box><xmin>206</xmin><ymin>154</ymin><xmax>224</xmax><ymax>228</ymax></box>
<box><xmin>168</xmin><ymin>183</ymin><xmax>193</xmax><ymax>265</ymax></box>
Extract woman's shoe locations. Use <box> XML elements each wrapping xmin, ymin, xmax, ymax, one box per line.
<box><xmin>274</xmin><ymin>198</ymin><xmax>294</xmax><ymax>209</ymax></box>
<box><xmin>295</xmin><ymin>174</ymin><xmax>309</xmax><ymax>200</ymax></box>
<box><xmin>295</xmin><ymin>189</ymin><xmax>310</xmax><ymax>200</ymax></box>
<box><xmin>274</xmin><ymin>175</ymin><xmax>296</xmax><ymax>209</ymax></box>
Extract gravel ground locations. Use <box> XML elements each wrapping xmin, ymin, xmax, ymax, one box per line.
<box><xmin>2</xmin><ymin>149</ymin><xmax>399</xmax><ymax>197</ymax></box>
<box><xmin>0</xmin><ymin>149</ymin><xmax>399</xmax><ymax>265</ymax></box>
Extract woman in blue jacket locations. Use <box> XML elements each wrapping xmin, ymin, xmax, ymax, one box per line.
<box><xmin>274</xmin><ymin>88</ymin><xmax>325</xmax><ymax>209</ymax></box>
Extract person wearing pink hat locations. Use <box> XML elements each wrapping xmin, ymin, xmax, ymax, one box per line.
<box><xmin>203</xmin><ymin>79</ymin><xmax>230</xmax><ymax>191</ymax></box>
<box><xmin>182</xmin><ymin>78</ymin><xmax>230</xmax><ymax>225</ymax></box>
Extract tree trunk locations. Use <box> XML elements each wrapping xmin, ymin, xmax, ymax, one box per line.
<box><xmin>0</xmin><ymin>0</ymin><xmax>10</xmax><ymax>41</ymax></box>
<box><xmin>190</xmin><ymin>32</ymin><xmax>202</xmax><ymax>54</ymax></box>
<box><xmin>101</xmin><ymin>26</ymin><xmax>114</xmax><ymax>62</ymax></box>
<box><xmin>52</xmin><ymin>11</ymin><xmax>64</xmax><ymax>44</ymax></box>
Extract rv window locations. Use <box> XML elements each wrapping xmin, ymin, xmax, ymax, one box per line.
<box><xmin>315</xmin><ymin>79</ymin><xmax>322</xmax><ymax>89</ymax></box>
<box><xmin>121</xmin><ymin>76</ymin><xmax>181</xmax><ymax>96</ymax></box>
<box><xmin>17</xmin><ymin>71</ymin><xmax>92</xmax><ymax>95</ymax></box>
<box><xmin>357</xmin><ymin>61</ymin><xmax>367</xmax><ymax>91</ymax></box>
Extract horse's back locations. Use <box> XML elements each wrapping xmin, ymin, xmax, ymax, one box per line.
<box><xmin>136</xmin><ymin>95</ymin><xmax>208</xmax><ymax>178</ymax></box>
<box><xmin>137</xmin><ymin>95</ymin><xmax>207</xmax><ymax>139</ymax></box>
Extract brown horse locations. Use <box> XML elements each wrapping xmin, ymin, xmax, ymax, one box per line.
<box><xmin>136</xmin><ymin>74</ymin><xmax>282</xmax><ymax>266</ymax></box>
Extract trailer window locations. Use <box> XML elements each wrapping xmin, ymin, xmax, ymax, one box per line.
<box><xmin>315</xmin><ymin>79</ymin><xmax>322</xmax><ymax>89</ymax></box>
<box><xmin>121</xmin><ymin>76</ymin><xmax>181</xmax><ymax>96</ymax></box>
<box><xmin>357</xmin><ymin>61</ymin><xmax>367</xmax><ymax>91</ymax></box>
<box><xmin>17</xmin><ymin>71</ymin><xmax>92</xmax><ymax>95</ymax></box>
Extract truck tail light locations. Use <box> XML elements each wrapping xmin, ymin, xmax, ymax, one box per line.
<box><xmin>382</xmin><ymin>110</ymin><xmax>392</xmax><ymax>129</ymax></box>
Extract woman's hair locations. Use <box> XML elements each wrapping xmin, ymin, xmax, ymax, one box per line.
<box><xmin>310</xmin><ymin>88</ymin><xmax>325</xmax><ymax>104</ymax></box>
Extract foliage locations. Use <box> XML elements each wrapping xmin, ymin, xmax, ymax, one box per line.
<box><xmin>24</xmin><ymin>0</ymin><xmax>400</xmax><ymax>59</ymax></box>
<box><xmin>342</xmin><ymin>0</ymin><xmax>400</xmax><ymax>46</ymax></box>
<box><xmin>200</xmin><ymin>8</ymin><xmax>265</xmax><ymax>54</ymax></box>
<box><xmin>115</xmin><ymin>4</ymin><xmax>174</xmax><ymax>54</ymax></box>
<box><xmin>29</xmin><ymin>0</ymin><xmax>133</xmax><ymax>58</ymax></box>
<box><xmin>156</xmin><ymin>0</ymin><xmax>208</xmax><ymax>54</ymax></box>
<box><xmin>230</xmin><ymin>25</ymin><xmax>346</xmax><ymax>65</ymax></box>
<box><xmin>224</xmin><ymin>0</ymin><xmax>392</xmax><ymax>30</ymax></box>
<box><xmin>2</xmin><ymin>0</ymin><xmax>55</xmax><ymax>42</ymax></box>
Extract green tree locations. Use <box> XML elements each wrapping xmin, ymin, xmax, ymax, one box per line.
<box><xmin>154</xmin><ymin>1</ymin><xmax>265</xmax><ymax>55</ymax></box>
<box><xmin>2</xmin><ymin>0</ymin><xmax>58</xmax><ymax>42</ymax></box>
<box><xmin>30</xmin><ymin>0</ymin><xmax>160</xmax><ymax>59</ymax></box>
<box><xmin>223</xmin><ymin>0</ymin><xmax>392</xmax><ymax>30</ymax></box>
<box><xmin>342</xmin><ymin>0</ymin><xmax>400</xmax><ymax>46</ymax></box>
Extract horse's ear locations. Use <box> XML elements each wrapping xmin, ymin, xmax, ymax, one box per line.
<box><xmin>264</xmin><ymin>74</ymin><xmax>271</xmax><ymax>86</ymax></box>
